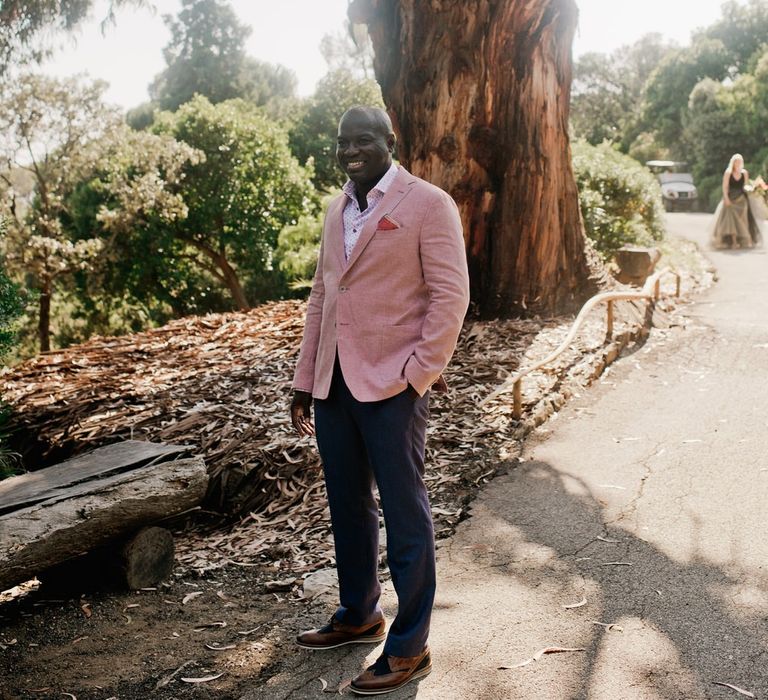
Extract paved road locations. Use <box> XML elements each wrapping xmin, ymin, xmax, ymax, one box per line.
<box><xmin>244</xmin><ymin>213</ymin><xmax>768</xmax><ymax>699</ymax></box>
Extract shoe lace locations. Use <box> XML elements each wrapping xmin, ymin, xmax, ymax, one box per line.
<box><xmin>371</xmin><ymin>654</ymin><xmax>392</xmax><ymax>676</ymax></box>
<box><xmin>317</xmin><ymin>615</ymin><xmax>337</xmax><ymax>634</ymax></box>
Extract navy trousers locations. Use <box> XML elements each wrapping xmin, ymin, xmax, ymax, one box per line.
<box><xmin>314</xmin><ymin>361</ymin><xmax>435</xmax><ymax>658</ymax></box>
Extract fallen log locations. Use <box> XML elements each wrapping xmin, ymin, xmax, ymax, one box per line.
<box><xmin>0</xmin><ymin>440</ymin><xmax>189</xmax><ymax>515</ymax></box>
<box><xmin>0</xmin><ymin>452</ymin><xmax>207</xmax><ymax>592</ymax></box>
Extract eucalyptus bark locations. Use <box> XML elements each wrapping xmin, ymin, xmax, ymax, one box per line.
<box><xmin>349</xmin><ymin>0</ymin><xmax>601</xmax><ymax>316</ymax></box>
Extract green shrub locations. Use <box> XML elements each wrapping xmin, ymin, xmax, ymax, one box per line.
<box><xmin>0</xmin><ymin>218</ymin><xmax>25</xmax><ymax>478</ymax></box>
<box><xmin>275</xmin><ymin>214</ymin><xmax>322</xmax><ymax>291</ymax></box>
<box><xmin>274</xmin><ymin>192</ymin><xmax>341</xmax><ymax>291</ymax></box>
<box><xmin>572</xmin><ymin>139</ymin><xmax>665</xmax><ymax>258</ymax></box>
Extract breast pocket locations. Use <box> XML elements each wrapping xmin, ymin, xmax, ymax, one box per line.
<box><xmin>369</xmin><ymin>229</ymin><xmax>410</xmax><ymax>244</ymax></box>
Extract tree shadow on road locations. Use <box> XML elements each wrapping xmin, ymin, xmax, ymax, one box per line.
<box><xmin>472</xmin><ymin>459</ymin><xmax>768</xmax><ymax>699</ymax></box>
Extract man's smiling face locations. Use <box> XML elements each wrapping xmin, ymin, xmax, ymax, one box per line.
<box><xmin>336</xmin><ymin>110</ymin><xmax>395</xmax><ymax>191</ymax></box>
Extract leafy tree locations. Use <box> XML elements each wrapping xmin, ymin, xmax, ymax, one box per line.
<box><xmin>697</xmin><ymin>0</ymin><xmax>768</xmax><ymax>74</ymax></box>
<box><xmin>239</xmin><ymin>58</ymin><xmax>298</xmax><ymax>111</ymax></box>
<box><xmin>149</xmin><ymin>0</ymin><xmax>297</xmax><ymax>113</ymax></box>
<box><xmin>147</xmin><ymin>96</ymin><xmax>316</xmax><ymax>308</ymax></box>
<box><xmin>0</xmin><ymin>217</ymin><xmax>24</xmax><ymax>359</ymax></box>
<box><xmin>0</xmin><ymin>74</ymin><xmax>120</xmax><ymax>351</ymax></box>
<box><xmin>319</xmin><ymin>25</ymin><xmax>375</xmax><ymax>79</ymax></box>
<box><xmin>289</xmin><ymin>70</ymin><xmax>383</xmax><ymax>191</ymax></box>
<box><xmin>126</xmin><ymin>101</ymin><xmax>157</xmax><ymax>131</ymax></box>
<box><xmin>150</xmin><ymin>0</ymin><xmax>250</xmax><ymax>111</ymax></box>
<box><xmin>682</xmin><ymin>47</ymin><xmax>768</xmax><ymax>207</ymax></box>
<box><xmin>0</xmin><ymin>0</ymin><xmax>144</xmax><ymax>73</ymax></box>
<box><xmin>60</xmin><ymin>123</ymin><xmax>210</xmax><ymax>338</ymax></box>
<box><xmin>571</xmin><ymin>52</ymin><xmax>629</xmax><ymax>145</ymax></box>
<box><xmin>0</xmin><ymin>218</ymin><xmax>24</xmax><ymax>478</ymax></box>
<box><xmin>639</xmin><ymin>38</ymin><xmax>730</xmax><ymax>153</ymax></box>
<box><xmin>571</xmin><ymin>34</ymin><xmax>675</xmax><ymax>147</ymax></box>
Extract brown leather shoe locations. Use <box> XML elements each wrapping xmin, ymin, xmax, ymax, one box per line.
<box><xmin>296</xmin><ymin>613</ymin><xmax>386</xmax><ymax>650</ymax></box>
<box><xmin>350</xmin><ymin>647</ymin><xmax>431</xmax><ymax>695</ymax></box>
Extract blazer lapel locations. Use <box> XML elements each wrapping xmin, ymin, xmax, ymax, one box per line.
<box><xmin>326</xmin><ymin>195</ymin><xmax>346</xmax><ymax>270</ymax></box>
<box><xmin>342</xmin><ymin>167</ymin><xmax>416</xmax><ymax>275</ymax></box>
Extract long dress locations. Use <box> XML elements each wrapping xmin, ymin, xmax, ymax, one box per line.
<box><xmin>711</xmin><ymin>172</ymin><xmax>761</xmax><ymax>248</ymax></box>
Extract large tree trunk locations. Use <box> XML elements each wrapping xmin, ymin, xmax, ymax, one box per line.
<box><xmin>349</xmin><ymin>0</ymin><xmax>601</xmax><ymax>316</ymax></box>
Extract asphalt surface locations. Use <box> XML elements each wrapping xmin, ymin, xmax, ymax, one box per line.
<box><xmin>243</xmin><ymin>213</ymin><xmax>768</xmax><ymax>700</ymax></box>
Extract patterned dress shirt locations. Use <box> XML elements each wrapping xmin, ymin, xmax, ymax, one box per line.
<box><xmin>341</xmin><ymin>163</ymin><xmax>400</xmax><ymax>262</ymax></box>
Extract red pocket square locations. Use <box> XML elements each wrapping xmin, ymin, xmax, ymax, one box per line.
<box><xmin>376</xmin><ymin>215</ymin><xmax>400</xmax><ymax>231</ymax></box>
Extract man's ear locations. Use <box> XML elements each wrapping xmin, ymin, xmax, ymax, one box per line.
<box><xmin>387</xmin><ymin>133</ymin><xmax>396</xmax><ymax>152</ymax></box>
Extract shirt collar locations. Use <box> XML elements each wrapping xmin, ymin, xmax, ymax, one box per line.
<box><xmin>342</xmin><ymin>162</ymin><xmax>400</xmax><ymax>203</ymax></box>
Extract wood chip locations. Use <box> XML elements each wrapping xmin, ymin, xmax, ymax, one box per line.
<box><xmin>264</xmin><ymin>578</ymin><xmax>295</xmax><ymax>592</ymax></box>
<box><xmin>713</xmin><ymin>682</ymin><xmax>755</xmax><ymax>698</ymax></box>
<box><xmin>180</xmin><ymin>672</ymin><xmax>224</xmax><ymax>683</ymax></box>
<box><xmin>182</xmin><ymin>591</ymin><xmax>204</xmax><ymax>605</ymax></box>
<box><xmin>194</xmin><ymin>621</ymin><xmax>227</xmax><ymax>630</ymax></box>
<box><xmin>589</xmin><ymin>620</ymin><xmax>623</xmax><ymax>632</ymax></box>
<box><xmin>155</xmin><ymin>661</ymin><xmax>194</xmax><ymax>690</ymax></box>
<box><xmin>599</xmin><ymin>562</ymin><xmax>633</xmax><ymax>566</ymax></box>
<box><xmin>563</xmin><ymin>598</ymin><xmax>587</xmax><ymax>609</ymax></box>
<box><xmin>499</xmin><ymin>646</ymin><xmax>586</xmax><ymax>669</ymax></box>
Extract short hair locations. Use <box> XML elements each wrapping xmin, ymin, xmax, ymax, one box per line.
<box><xmin>339</xmin><ymin>105</ymin><xmax>393</xmax><ymax>137</ymax></box>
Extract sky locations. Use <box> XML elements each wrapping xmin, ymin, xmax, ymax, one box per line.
<box><xmin>39</xmin><ymin>0</ymin><xmax>730</xmax><ymax>111</ymax></box>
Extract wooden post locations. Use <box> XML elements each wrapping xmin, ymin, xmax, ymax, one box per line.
<box><xmin>513</xmin><ymin>379</ymin><xmax>522</xmax><ymax>419</ymax></box>
<box><xmin>675</xmin><ymin>274</ymin><xmax>681</xmax><ymax>297</ymax></box>
<box><xmin>606</xmin><ymin>299</ymin><xmax>614</xmax><ymax>340</ymax></box>
<box><xmin>654</xmin><ymin>279</ymin><xmax>661</xmax><ymax>299</ymax></box>
<box><xmin>121</xmin><ymin>526</ymin><xmax>175</xmax><ymax>590</ymax></box>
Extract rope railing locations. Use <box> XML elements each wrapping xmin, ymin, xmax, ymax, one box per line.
<box><xmin>482</xmin><ymin>267</ymin><xmax>682</xmax><ymax>418</ymax></box>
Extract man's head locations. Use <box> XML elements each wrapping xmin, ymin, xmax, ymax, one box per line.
<box><xmin>336</xmin><ymin>106</ymin><xmax>395</xmax><ymax>192</ymax></box>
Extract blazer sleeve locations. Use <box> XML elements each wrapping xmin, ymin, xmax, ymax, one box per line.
<box><xmin>292</xmin><ymin>221</ymin><xmax>327</xmax><ymax>394</ymax></box>
<box><xmin>404</xmin><ymin>189</ymin><xmax>470</xmax><ymax>395</ymax></box>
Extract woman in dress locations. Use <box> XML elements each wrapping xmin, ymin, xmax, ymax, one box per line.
<box><xmin>711</xmin><ymin>153</ymin><xmax>760</xmax><ymax>249</ymax></box>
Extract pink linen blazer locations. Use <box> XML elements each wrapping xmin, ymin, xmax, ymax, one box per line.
<box><xmin>292</xmin><ymin>166</ymin><xmax>470</xmax><ymax>402</ymax></box>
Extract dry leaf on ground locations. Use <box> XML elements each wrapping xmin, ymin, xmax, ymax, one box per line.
<box><xmin>181</xmin><ymin>672</ymin><xmax>224</xmax><ymax>683</ymax></box>
<box><xmin>712</xmin><ymin>682</ymin><xmax>755</xmax><ymax>698</ymax></box>
<box><xmin>499</xmin><ymin>646</ymin><xmax>587</xmax><ymax>669</ymax></box>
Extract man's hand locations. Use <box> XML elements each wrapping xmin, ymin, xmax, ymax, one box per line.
<box><xmin>291</xmin><ymin>390</ymin><xmax>315</xmax><ymax>437</ymax></box>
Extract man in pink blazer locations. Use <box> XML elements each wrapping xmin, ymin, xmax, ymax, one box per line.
<box><xmin>291</xmin><ymin>106</ymin><xmax>469</xmax><ymax>695</ymax></box>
